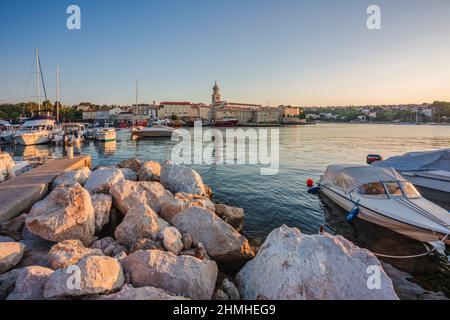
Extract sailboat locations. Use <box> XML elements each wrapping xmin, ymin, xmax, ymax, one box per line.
<box><xmin>14</xmin><ymin>49</ymin><xmax>56</xmax><ymax>146</ymax></box>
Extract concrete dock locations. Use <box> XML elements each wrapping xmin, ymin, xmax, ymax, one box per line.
<box><xmin>0</xmin><ymin>155</ymin><xmax>91</xmax><ymax>223</ymax></box>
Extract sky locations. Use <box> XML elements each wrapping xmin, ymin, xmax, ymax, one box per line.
<box><xmin>1</xmin><ymin>0</ymin><xmax>450</xmax><ymax>107</ymax></box>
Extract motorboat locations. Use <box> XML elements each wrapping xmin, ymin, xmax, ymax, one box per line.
<box><xmin>314</xmin><ymin>164</ymin><xmax>450</xmax><ymax>244</ymax></box>
<box><xmin>0</xmin><ymin>120</ymin><xmax>18</xmax><ymax>145</ymax></box>
<box><xmin>373</xmin><ymin>149</ymin><xmax>450</xmax><ymax>194</ymax></box>
<box><xmin>0</xmin><ymin>152</ymin><xmax>30</xmax><ymax>182</ymax></box>
<box><xmin>13</xmin><ymin>115</ymin><xmax>56</xmax><ymax>146</ymax></box>
<box><xmin>214</xmin><ymin>117</ymin><xmax>239</xmax><ymax>127</ymax></box>
<box><xmin>53</xmin><ymin>123</ymin><xmax>86</xmax><ymax>145</ymax></box>
<box><xmin>131</xmin><ymin>120</ymin><xmax>176</xmax><ymax>138</ymax></box>
<box><xmin>94</xmin><ymin>128</ymin><xmax>116</xmax><ymax>142</ymax></box>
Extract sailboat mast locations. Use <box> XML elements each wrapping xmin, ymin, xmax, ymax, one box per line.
<box><xmin>56</xmin><ymin>65</ymin><xmax>60</xmax><ymax>122</ymax></box>
<box><xmin>136</xmin><ymin>78</ymin><xmax>139</xmax><ymax>105</ymax></box>
<box><xmin>35</xmin><ymin>48</ymin><xmax>41</xmax><ymax>112</ymax></box>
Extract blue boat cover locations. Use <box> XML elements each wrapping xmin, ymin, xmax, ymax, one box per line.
<box><xmin>374</xmin><ymin>148</ymin><xmax>450</xmax><ymax>172</ymax></box>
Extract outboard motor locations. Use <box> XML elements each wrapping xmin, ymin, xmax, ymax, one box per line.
<box><xmin>367</xmin><ymin>154</ymin><xmax>383</xmax><ymax>164</ymax></box>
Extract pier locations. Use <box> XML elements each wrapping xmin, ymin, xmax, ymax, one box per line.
<box><xmin>0</xmin><ymin>155</ymin><xmax>91</xmax><ymax>223</ymax></box>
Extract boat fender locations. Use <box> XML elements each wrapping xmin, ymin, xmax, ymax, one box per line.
<box><xmin>346</xmin><ymin>207</ymin><xmax>360</xmax><ymax>222</ymax></box>
<box><xmin>307</xmin><ymin>186</ymin><xmax>321</xmax><ymax>194</ymax></box>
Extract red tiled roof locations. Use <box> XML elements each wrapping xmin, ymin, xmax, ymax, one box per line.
<box><xmin>160</xmin><ymin>102</ymin><xmax>192</xmax><ymax>105</ymax></box>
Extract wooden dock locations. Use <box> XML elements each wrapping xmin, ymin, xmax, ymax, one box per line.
<box><xmin>0</xmin><ymin>155</ymin><xmax>91</xmax><ymax>223</ymax></box>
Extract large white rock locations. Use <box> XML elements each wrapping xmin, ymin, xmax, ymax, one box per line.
<box><xmin>161</xmin><ymin>227</ymin><xmax>183</xmax><ymax>255</ymax></box>
<box><xmin>7</xmin><ymin>266</ymin><xmax>53</xmax><ymax>300</ymax></box>
<box><xmin>52</xmin><ymin>167</ymin><xmax>91</xmax><ymax>188</ymax></box>
<box><xmin>48</xmin><ymin>240</ymin><xmax>104</xmax><ymax>269</ymax></box>
<box><xmin>160</xmin><ymin>160</ymin><xmax>206</xmax><ymax>195</ymax></box>
<box><xmin>114</xmin><ymin>203</ymin><xmax>167</xmax><ymax>248</ymax></box>
<box><xmin>172</xmin><ymin>207</ymin><xmax>254</xmax><ymax>262</ymax></box>
<box><xmin>93</xmin><ymin>284</ymin><xmax>189</xmax><ymax>300</ymax></box>
<box><xmin>91</xmin><ymin>194</ymin><xmax>112</xmax><ymax>232</ymax></box>
<box><xmin>84</xmin><ymin>167</ymin><xmax>125</xmax><ymax>194</ymax></box>
<box><xmin>160</xmin><ymin>192</ymin><xmax>215</xmax><ymax>223</ymax></box>
<box><xmin>121</xmin><ymin>249</ymin><xmax>218</xmax><ymax>300</ymax></box>
<box><xmin>235</xmin><ymin>225</ymin><xmax>399</xmax><ymax>300</ymax></box>
<box><xmin>25</xmin><ymin>184</ymin><xmax>95</xmax><ymax>246</ymax></box>
<box><xmin>118</xmin><ymin>158</ymin><xmax>142</xmax><ymax>173</ymax></box>
<box><xmin>44</xmin><ymin>255</ymin><xmax>124</xmax><ymax>298</ymax></box>
<box><xmin>138</xmin><ymin>161</ymin><xmax>161</xmax><ymax>181</ymax></box>
<box><xmin>110</xmin><ymin>179</ymin><xmax>172</xmax><ymax>215</ymax></box>
<box><xmin>0</xmin><ymin>242</ymin><xmax>26</xmax><ymax>274</ymax></box>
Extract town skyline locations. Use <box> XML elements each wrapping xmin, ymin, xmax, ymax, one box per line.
<box><xmin>1</xmin><ymin>0</ymin><xmax>450</xmax><ymax>106</ymax></box>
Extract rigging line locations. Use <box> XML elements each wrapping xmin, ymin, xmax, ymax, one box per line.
<box><xmin>38</xmin><ymin>54</ymin><xmax>48</xmax><ymax>103</ymax></box>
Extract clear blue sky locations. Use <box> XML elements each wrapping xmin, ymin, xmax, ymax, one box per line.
<box><xmin>1</xmin><ymin>0</ymin><xmax>450</xmax><ymax>106</ymax></box>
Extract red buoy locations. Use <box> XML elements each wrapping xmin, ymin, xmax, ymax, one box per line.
<box><xmin>306</xmin><ymin>179</ymin><xmax>314</xmax><ymax>188</ymax></box>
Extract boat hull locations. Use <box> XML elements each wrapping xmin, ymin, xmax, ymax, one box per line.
<box><xmin>132</xmin><ymin>130</ymin><xmax>174</xmax><ymax>138</ymax></box>
<box><xmin>320</xmin><ymin>185</ymin><xmax>450</xmax><ymax>245</ymax></box>
<box><xmin>14</xmin><ymin>132</ymin><xmax>51</xmax><ymax>146</ymax></box>
<box><xmin>401</xmin><ymin>171</ymin><xmax>450</xmax><ymax>193</ymax></box>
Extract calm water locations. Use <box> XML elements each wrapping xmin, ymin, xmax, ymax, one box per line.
<box><xmin>2</xmin><ymin>123</ymin><xmax>450</xmax><ymax>296</ymax></box>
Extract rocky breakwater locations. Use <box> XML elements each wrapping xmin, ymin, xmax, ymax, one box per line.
<box><xmin>0</xmin><ymin>158</ymin><xmax>252</xmax><ymax>300</ymax></box>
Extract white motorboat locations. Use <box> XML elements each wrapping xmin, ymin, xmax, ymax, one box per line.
<box><xmin>314</xmin><ymin>164</ymin><xmax>450</xmax><ymax>244</ymax></box>
<box><xmin>0</xmin><ymin>152</ymin><xmax>30</xmax><ymax>182</ymax></box>
<box><xmin>13</xmin><ymin>116</ymin><xmax>56</xmax><ymax>146</ymax></box>
<box><xmin>95</xmin><ymin>128</ymin><xmax>116</xmax><ymax>142</ymax></box>
<box><xmin>0</xmin><ymin>120</ymin><xmax>18</xmax><ymax>145</ymax></box>
<box><xmin>131</xmin><ymin>120</ymin><xmax>176</xmax><ymax>138</ymax></box>
<box><xmin>373</xmin><ymin>149</ymin><xmax>450</xmax><ymax>194</ymax></box>
<box><xmin>53</xmin><ymin>123</ymin><xmax>86</xmax><ymax>145</ymax></box>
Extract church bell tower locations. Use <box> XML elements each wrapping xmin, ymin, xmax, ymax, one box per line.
<box><xmin>212</xmin><ymin>81</ymin><xmax>221</xmax><ymax>105</ymax></box>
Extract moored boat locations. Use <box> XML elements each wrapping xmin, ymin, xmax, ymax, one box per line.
<box><xmin>214</xmin><ymin>117</ymin><xmax>239</xmax><ymax>127</ymax></box>
<box><xmin>0</xmin><ymin>120</ymin><xmax>18</xmax><ymax>145</ymax></box>
<box><xmin>312</xmin><ymin>164</ymin><xmax>450</xmax><ymax>244</ymax></box>
<box><xmin>94</xmin><ymin>128</ymin><xmax>116</xmax><ymax>142</ymax></box>
<box><xmin>53</xmin><ymin>123</ymin><xmax>86</xmax><ymax>145</ymax></box>
<box><xmin>131</xmin><ymin>120</ymin><xmax>176</xmax><ymax>138</ymax></box>
<box><xmin>13</xmin><ymin>115</ymin><xmax>56</xmax><ymax>146</ymax></box>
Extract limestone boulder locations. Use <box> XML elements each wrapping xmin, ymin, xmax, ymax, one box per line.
<box><xmin>7</xmin><ymin>266</ymin><xmax>53</xmax><ymax>300</ymax></box>
<box><xmin>161</xmin><ymin>227</ymin><xmax>184</xmax><ymax>255</ymax></box>
<box><xmin>215</xmin><ymin>204</ymin><xmax>244</xmax><ymax>231</ymax></box>
<box><xmin>172</xmin><ymin>207</ymin><xmax>254</xmax><ymax>262</ymax></box>
<box><xmin>118</xmin><ymin>158</ymin><xmax>142</xmax><ymax>173</ymax></box>
<box><xmin>48</xmin><ymin>240</ymin><xmax>104</xmax><ymax>269</ymax></box>
<box><xmin>0</xmin><ymin>241</ymin><xmax>25</xmax><ymax>274</ymax></box>
<box><xmin>121</xmin><ymin>249</ymin><xmax>218</xmax><ymax>300</ymax></box>
<box><xmin>44</xmin><ymin>256</ymin><xmax>124</xmax><ymax>298</ymax></box>
<box><xmin>0</xmin><ymin>213</ymin><xmax>28</xmax><ymax>240</ymax></box>
<box><xmin>235</xmin><ymin>225</ymin><xmax>399</xmax><ymax>300</ymax></box>
<box><xmin>52</xmin><ymin>167</ymin><xmax>91</xmax><ymax>188</ymax></box>
<box><xmin>160</xmin><ymin>192</ymin><xmax>215</xmax><ymax>223</ymax></box>
<box><xmin>93</xmin><ymin>284</ymin><xmax>189</xmax><ymax>300</ymax></box>
<box><xmin>0</xmin><ymin>268</ymin><xmax>22</xmax><ymax>299</ymax></box>
<box><xmin>90</xmin><ymin>237</ymin><xmax>115</xmax><ymax>253</ymax></box>
<box><xmin>138</xmin><ymin>160</ymin><xmax>161</xmax><ymax>181</ymax></box>
<box><xmin>160</xmin><ymin>160</ymin><xmax>206</xmax><ymax>195</ymax></box>
<box><xmin>91</xmin><ymin>194</ymin><xmax>112</xmax><ymax>232</ymax></box>
<box><xmin>84</xmin><ymin>167</ymin><xmax>124</xmax><ymax>194</ymax></box>
<box><xmin>18</xmin><ymin>239</ymin><xmax>53</xmax><ymax>269</ymax></box>
<box><xmin>25</xmin><ymin>184</ymin><xmax>95</xmax><ymax>246</ymax></box>
<box><xmin>119</xmin><ymin>168</ymin><xmax>138</xmax><ymax>181</ymax></box>
<box><xmin>114</xmin><ymin>203</ymin><xmax>167</xmax><ymax>248</ymax></box>
<box><xmin>110</xmin><ymin>179</ymin><xmax>172</xmax><ymax>215</ymax></box>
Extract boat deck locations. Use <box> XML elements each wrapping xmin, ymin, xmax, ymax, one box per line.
<box><xmin>0</xmin><ymin>155</ymin><xmax>91</xmax><ymax>223</ymax></box>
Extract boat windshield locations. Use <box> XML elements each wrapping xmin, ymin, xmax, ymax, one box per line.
<box><xmin>355</xmin><ymin>182</ymin><xmax>388</xmax><ymax>199</ymax></box>
<box><xmin>400</xmin><ymin>181</ymin><xmax>421</xmax><ymax>199</ymax></box>
<box><xmin>384</xmin><ymin>182</ymin><xmax>403</xmax><ymax>197</ymax></box>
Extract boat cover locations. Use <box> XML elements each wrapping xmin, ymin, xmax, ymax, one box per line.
<box><xmin>321</xmin><ymin>164</ymin><xmax>404</xmax><ymax>190</ymax></box>
<box><xmin>374</xmin><ymin>149</ymin><xmax>450</xmax><ymax>172</ymax></box>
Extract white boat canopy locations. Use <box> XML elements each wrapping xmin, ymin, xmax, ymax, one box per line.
<box><xmin>374</xmin><ymin>148</ymin><xmax>450</xmax><ymax>172</ymax></box>
<box><xmin>321</xmin><ymin>164</ymin><xmax>404</xmax><ymax>190</ymax></box>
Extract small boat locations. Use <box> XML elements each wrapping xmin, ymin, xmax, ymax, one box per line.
<box><xmin>13</xmin><ymin>115</ymin><xmax>57</xmax><ymax>146</ymax></box>
<box><xmin>0</xmin><ymin>120</ymin><xmax>18</xmax><ymax>145</ymax></box>
<box><xmin>131</xmin><ymin>120</ymin><xmax>176</xmax><ymax>138</ymax></box>
<box><xmin>373</xmin><ymin>149</ymin><xmax>450</xmax><ymax>194</ymax></box>
<box><xmin>0</xmin><ymin>152</ymin><xmax>30</xmax><ymax>182</ymax></box>
<box><xmin>53</xmin><ymin>123</ymin><xmax>86</xmax><ymax>145</ymax></box>
<box><xmin>94</xmin><ymin>128</ymin><xmax>116</xmax><ymax>142</ymax></box>
<box><xmin>314</xmin><ymin>164</ymin><xmax>450</xmax><ymax>244</ymax></box>
<box><xmin>214</xmin><ymin>117</ymin><xmax>239</xmax><ymax>127</ymax></box>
